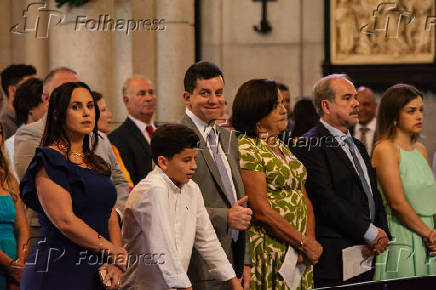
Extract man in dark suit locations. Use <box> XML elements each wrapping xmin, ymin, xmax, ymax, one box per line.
<box><xmin>291</xmin><ymin>74</ymin><xmax>390</xmax><ymax>288</ymax></box>
<box><xmin>109</xmin><ymin>76</ymin><xmax>156</xmax><ymax>185</ymax></box>
<box><xmin>182</xmin><ymin>61</ymin><xmax>252</xmax><ymax>290</ymax></box>
<box><xmin>352</xmin><ymin>86</ymin><xmax>377</xmax><ymax>156</ymax></box>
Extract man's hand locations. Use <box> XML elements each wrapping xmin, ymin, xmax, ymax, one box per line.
<box><xmin>227</xmin><ymin>196</ymin><xmax>253</xmax><ymax>230</ymax></box>
<box><xmin>361</xmin><ymin>245</ymin><xmax>374</xmax><ymax>259</ymax></box>
<box><xmin>238</xmin><ymin>265</ymin><xmax>250</xmax><ymax>290</ymax></box>
<box><xmin>368</xmin><ymin>228</ymin><xmax>389</xmax><ymax>255</ymax></box>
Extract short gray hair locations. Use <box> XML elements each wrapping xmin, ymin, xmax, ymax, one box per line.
<box><xmin>312</xmin><ymin>73</ymin><xmax>349</xmax><ymax>116</ymax></box>
<box><xmin>43</xmin><ymin>67</ymin><xmax>77</xmax><ymax>93</ymax></box>
<box><xmin>122</xmin><ymin>75</ymin><xmax>150</xmax><ymax>98</ymax></box>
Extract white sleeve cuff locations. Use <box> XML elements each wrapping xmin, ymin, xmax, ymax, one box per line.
<box><xmin>208</xmin><ymin>262</ymin><xmax>236</xmax><ymax>282</ymax></box>
<box><xmin>165</xmin><ymin>274</ymin><xmax>192</xmax><ymax>289</ymax></box>
<box><xmin>363</xmin><ymin>223</ymin><xmax>378</xmax><ymax>243</ymax></box>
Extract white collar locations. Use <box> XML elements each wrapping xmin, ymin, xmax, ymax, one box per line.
<box><xmin>153</xmin><ymin>166</ymin><xmax>187</xmax><ymax>193</ymax></box>
<box><xmin>128</xmin><ymin>115</ymin><xmax>155</xmax><ymax>132</ymax></box>
<box><xmin>185</xmin><ymin>108</ymin><xmax>214</xmax><ymax>138</ymax></box>
<box><xmin>355</xmin><ymin>117</ymin><xmax>376</xmax><ymax>131</ymax></box>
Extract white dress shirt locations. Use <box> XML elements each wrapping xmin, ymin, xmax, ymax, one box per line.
<box><xmin>185</xmin><ymin>108</ymin><xmax>238</xmax><ymax>204</ymax></box>
<box><xmin>353</xmin><ymin>117</ymin><xmax>376</xmax><ymax>154</ymax></box>
<box><xmin>320</xmin><ymin>119</ymin><xmax>378</xmax><ymax>243</ymax></box>
<box><xmin>128</xmin><ymin>115</ymin><xmax>156</xmax><ymax>144</ymax></box>
<box><xmin>121</xmin><ymin>166</ymin><xmax>235</xmax><ymax>289</ymax></box>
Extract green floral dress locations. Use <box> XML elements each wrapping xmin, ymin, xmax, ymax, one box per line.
<box><xmin>239</xmin><ymin>135</ymin><xmax>313</xmax><ymax>290</ymax></box>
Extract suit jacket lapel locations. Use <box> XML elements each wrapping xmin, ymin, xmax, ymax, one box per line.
<box><xmin>125</xmin><ymin>118</ymin><xmax>151</xmax><ymax>155</ymax></box>
<box><xmin>317</xmin><ymin>122</ymin><xmax>362</xmax><ymax>185</ymax></box>
<box><xmin>183</xmin><ymin>115</ymin><xmax>231</xmax><ymax>204</ymax></box>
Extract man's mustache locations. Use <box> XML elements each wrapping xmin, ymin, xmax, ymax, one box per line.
<box><xmin>349</xmin><ymin>107</ymin><xmax>359</xmax><ymax>116</ymax></box>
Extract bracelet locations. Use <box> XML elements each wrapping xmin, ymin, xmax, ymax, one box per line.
<box><xmin>8</xmin><ymin>259</ymin><xmax>15</xmax><ymax>267</ymax></box>
<box><xmin>299</xmin><ymin>235</ymin><xmax>305</xmax><ymax>251</ymax></box>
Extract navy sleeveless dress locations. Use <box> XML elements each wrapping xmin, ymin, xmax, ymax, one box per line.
<box><xmin>19</xmin><ymin>147</ymin><xmax>117</xmax><ymax>290</ymax></box>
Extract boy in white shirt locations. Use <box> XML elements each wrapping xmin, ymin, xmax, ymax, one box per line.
<box><xmin>121</xmin><ymin>124</ymin><xmax>242</xmax><ymax>290</ymax></box>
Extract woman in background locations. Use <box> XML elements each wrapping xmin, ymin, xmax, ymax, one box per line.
<box><xmin>0</xmin><ymin>122</ymin><xmax>29</xmax><ymax>290</ymax></box>
<box><xmin>93</xmin><ymin>91</ymin><xmax>134</xmax><ymax>190</ymax></box>
<box><xmin>373</xmin><ymin>84</ymin><xmax>436</xmax><ymax>279</ymax></box>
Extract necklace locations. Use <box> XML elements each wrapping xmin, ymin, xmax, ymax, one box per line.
<box><xmin>56</xmin><ymin>143</ymin><xmax>84</xmax><ymax>158</ymax></box>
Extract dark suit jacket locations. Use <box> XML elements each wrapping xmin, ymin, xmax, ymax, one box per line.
<box><xmin>182</xmin><ymin>114</ymin><xmax>250</xmax><ymax>286</ymax></box>
<box><xmin>108</xmin><ymin>118</ymin><xmax>152</xmax><ymax>185</ymax></box>
<box><xmin>291</xmin><ymin>121</ymin><xmax>389</xmax><ymax>282</ymax></box>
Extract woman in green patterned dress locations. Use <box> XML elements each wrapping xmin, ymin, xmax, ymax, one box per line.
<box><xmin>231</xmin><ymin>79</ymin><xmax>322</xmax><ymax>290</ymax></box>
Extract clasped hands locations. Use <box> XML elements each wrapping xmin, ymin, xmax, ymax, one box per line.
<box><xmin>424</xmin><ymin>229</ymin><xmax>436</xmax><ymax>256</ymax></box>
<box><xmin>297</xmin><ymin>236</ymin><xmax>323</xmax><ymax>266</ymax></box>
<box><xmin>362</xmin><ymin>227</ymin><xmax>389</xmax><ymax>258</ymax></box>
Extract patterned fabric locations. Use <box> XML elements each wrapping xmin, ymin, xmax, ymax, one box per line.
<box><xmin>238</xmin><ymin>135</ymin><xmax>313</xmax><ymax>290</ymax></box>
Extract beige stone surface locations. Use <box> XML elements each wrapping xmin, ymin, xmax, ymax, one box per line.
<box><xmin>302</xmin><ymin>43</ymin><xmax>324</xmax><ymax>96</ymax></box>
<box><xmin>222</xmin><ymin>44</ymin><xmax>301</xmax><ymax>107</ymax></box>
<box><xmin>48</xmin><ymin>0</ymin><xmax>114</xmax><ymax>118</ymax></box>
<box><xmin>156</xmin><ymin>22</ymin><xmax>195</xmax><ymax>123</ymax></box>
<box><xmin>0</xmin><ymin>0</ymin><xmax>12</xmax><ymax>71</ymax></box>
<box><xmin>113</xmin><ymin>0</ymin><xmax>133</xmax><ymax>123</ymax></box>
<box><xmin>223</xmin><ymin>0</ymin><xmax>301</xmax><ymax>44</ymax></box>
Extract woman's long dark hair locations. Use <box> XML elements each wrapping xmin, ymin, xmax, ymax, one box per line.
<box><xmin>0</xmin><ymin>123</ymin><xmax>16</xmax><ymax>199</ymax></box>
<box><xmin>41</xmin><ymin>82</ymin><xmax>111</xmax><ymax>176</ymax></box>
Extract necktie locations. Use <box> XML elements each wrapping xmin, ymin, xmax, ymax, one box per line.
<box><xmin>359</xmin><ymin>127</ymin><xmax>370</xmax><ymax>152</ymax></box>
<box><xmin>146</xmin><ymin>125</ymin><xmax>154</xmax><ymax>139</ymax></box>
<box><xmin>344</xmin><ymin>137</ymin><xmax>375</xmax><ymax>221</ymax></box>
<box><xmin>208</xmin><ymin>128</ymin><xmax>239</xmax><ymax>242</ymax></box>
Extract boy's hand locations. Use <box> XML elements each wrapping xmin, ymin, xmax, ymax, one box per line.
<box><xmin>228</xmin><ymin>196</ymin><xmax>252</xmax><ymax>230</ymax></box>
<box><xmin>229</xmin><ymin>277</ymin><xmax>243</xmax><ymax>290</ymax></box>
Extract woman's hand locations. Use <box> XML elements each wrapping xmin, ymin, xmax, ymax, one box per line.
<box><xmin>105</xmin><ymin>244</ymin><xmax>128</xmax><ymax>272</ymax></box>
<box><xmin>301</xmin><ymin>236</ymin><xmax>323</xmax><ymax>264</ymax></box>
<box><xmin>424</xmin><ymin>230</ymin><xmax>436</xmax><ymax>254</ymax></box>
<box><xmin>7</xmin><ymin>258</ymin><xmax>25</xmax><ymax>283</ymax></box>
<box><xmin>99</xmin><ymin>263</ymin><xmax>123</xmax><ymax>289</ymax></box>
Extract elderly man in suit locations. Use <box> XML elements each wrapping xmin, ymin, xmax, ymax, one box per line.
<box><xmin>109</xmin><ymin>76</ymin><xmax>156</xmax><ymax>185</ymax></box>
<box><xmin>291</xmin><ymin>74</ymin><xmax>390</xmax><ymax>288</ymax></box>
<box><xmin>352</xmin><ymin>87</ymin><xmax>377</xmax><ymax>156</ymax></box>
<box><xmin>14</xmin><ymin>67</ymin><xmax>129</xmax><ymax>240</ymax></box>
<box><xmin>182</xmin><ymin>61</ymin><xmax>252</xmax><ymax>290</ymax></box>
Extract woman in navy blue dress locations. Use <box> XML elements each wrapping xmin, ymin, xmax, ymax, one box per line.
<box><xmin>20</xmin><ymin>82</ymin><xmax>127</xmax><ymax>289</ymax></box>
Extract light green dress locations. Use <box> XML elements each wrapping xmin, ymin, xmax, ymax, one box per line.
<box><xmin>375</xmin><ymin>146</ymin><xmax>436</xmax><ymax>279</ymax></box>
<box><xmin>238</xmin><ymin>135</ymin><xmax>313</xmax><ymax>290</ymax></box>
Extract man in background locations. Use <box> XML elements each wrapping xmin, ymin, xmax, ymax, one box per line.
<box><xmin>352</xmin><ymin>86</ymin><xmax>377</xmax><ymax>156</ymax></box>
<box><xmin>1</xmin><ymin>64</ymin><xmax>37</xmax><ymax>138</ymax></box>
<box><xmin>109</xmin><ymin>76</ymin><xmax>156</xmax><ymax>185</ymax></box>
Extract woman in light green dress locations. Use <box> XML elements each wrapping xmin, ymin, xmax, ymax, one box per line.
<box><xmin>373</xmin><ymin>84</ymin><xmax>436</xmax><ymax>279</ymax></box>
<box><xmin>231</xmin><ymin>79</ymin><xmax>322</xmax><ymax>289</ymax></box>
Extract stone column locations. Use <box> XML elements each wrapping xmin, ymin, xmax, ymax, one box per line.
<box><xmin>0</xmin><ymin>0</ymin><xmax>13</xmax><ymax>70</ymax></box>
<box><xmin>156</xmin><ymin>0</ymin><xmax>195</xmax><ymax>123</ymax></box>
<box><xmin>47</xmin><ymin>0</ymin><xmax>114</xmax><ymax>106</ymax></box>
<box><xmin>24</xmin><ymin>0</ymin><xmax>49</xmax><ymax>78</ymax></box>
<box><xmin>112</xmin><ymin>0</ymin><xmax>133</xmax><ymax>124</ymax></box>
<box><xmin>11</xmin><ymin>0</ymin><xmax>26</xmax><ymax>63</ymax></box>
